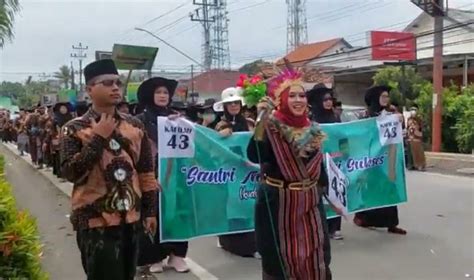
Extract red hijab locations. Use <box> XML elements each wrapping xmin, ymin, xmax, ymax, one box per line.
<box><xmin>273</xmin><ymin>87</ymin><xmax>310</xmax><ymax>128</ymax></box>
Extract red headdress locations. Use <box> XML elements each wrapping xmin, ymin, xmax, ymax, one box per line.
<box><xmin>267</xmin><ymin>67</ymin><xmax>310</xmax><ymax>128</ymax></box>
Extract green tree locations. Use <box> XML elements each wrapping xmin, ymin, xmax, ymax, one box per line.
<box><xmin>373</xmin><ymin>66</ymin><xmax>430</xmax><ymax>107</ymax></box>
<box><xmin>0</xmin><ymin>0</ymin><xmax>21</xmax><ymax>48</ymax></box>
<box><xmin>415</xmin><ymin>83</ymin><xmax>474</xmax><ymax>153</ymax></box>
<box><xmin>239</xmin><ymin>59</ymin><xmax>272</xmax><ymax>75</ymax></box>
<box><xmin>0</xmin><ymin>81</ymin><xmax>25</xmax><ymax>102</ymax></box>
<box><xmin>54</xmin><ymin>65</ymin><xmax>71</xmax><ymax>89</ymax></box>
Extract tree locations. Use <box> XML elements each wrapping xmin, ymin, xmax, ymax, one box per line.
<box><xmin>239</xmin><ymin>59</ymin><xmax>273</xmax><ymax>75</ymax></box>
<box><xmin>415</xmin><ymin>83</ymin><xmax>474</xmax><ymax>153</ymax></box>
<box><xmin>0</xmin><ymin>0</ymin><xmax>20</xmax><ymax>48</ymax></box>
<box><xmin>54</xmin><ymin>65</ymin><xmax>71</xmax><ymax>89</ymax></box>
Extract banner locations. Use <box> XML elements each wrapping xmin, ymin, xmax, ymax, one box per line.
<box><xmin>158</xmin><ymin>115</ymin><xmax>407</xmax><ymax>242</ymax></box>
<box><xmin>370</xmin><ymin>31</ymin><xmax>416</xmax><ymax>61</ymax></box>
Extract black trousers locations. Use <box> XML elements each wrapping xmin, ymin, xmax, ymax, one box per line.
<box><xmin>328</xmin><ymin>217</ymin><xmax>342</xmax><ymax>234</ymax></box>
<box><xmin>76</xmin><ymin>223</ymin><xmax>140</xmax><ymax>280</ymax></box>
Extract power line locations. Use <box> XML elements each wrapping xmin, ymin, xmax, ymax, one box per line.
<box><xmin>287</xmin><ymin>20</ymin><xmax>474</xmax><ymax>65</ymax></box>
<box><xmin>139</xmin><ymin>1</ymin><xmax>190</xmax><ymax>27</ymax></box>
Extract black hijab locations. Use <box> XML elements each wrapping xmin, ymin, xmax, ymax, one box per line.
<box><xmin>223</xmin><ymin>104</ymin><xmax>249</xmax><ymax>132</ymax></box>
<box><xmin>364</xmin><ymin>85</ymin><xmax>391</xmax><ymax>117</ymax></box>
<box><xmin>307</xmin><ymin>84</ymin><xmax>339</xmax><ymax>124</ymax></box>
<box><xmin>53</xmin><ymin>103</ymin><xmax>73</xmax><ymax>127</ymax></box>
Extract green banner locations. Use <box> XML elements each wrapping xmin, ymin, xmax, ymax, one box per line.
<box><xmin>158</xmin><ymin>115</ymin><xmax>408</xmax><ymax>242</ymax></box>
<box><xmin>112</xmin><ymin>44</ymin><xmax>158</xmax><ymax>70</ymax></box>
<box><xmin>126</xmin><ymin>83</ymin><xmax>140</xmax><ymax>103</ymax></box>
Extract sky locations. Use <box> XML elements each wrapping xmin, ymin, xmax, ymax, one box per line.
<box><xmin>0</xmin><ymin>0</ymin><xmax>473</xmax><ymax>82</ymax></box>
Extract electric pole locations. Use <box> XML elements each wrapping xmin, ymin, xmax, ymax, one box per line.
<box><xmin>191</xmin><ymin>0</ymin><xmax>216</xmax><ymax>71</ymax></box>
<box><xmin>212</xmin><ymin>0</ymin><xmax>231</xmax><ymax>70</ymax></box>
<box><xmin>410</xmin><ymin>0</ymin><xmax>445</xmax><ymax>152</ymax></box>
<box><xmin>70</xmin><ymin>61</ymin><xmax>75</xmax><ymax>90</ymax></box>
<box><xmin>71</xmin><ymin>43</ymin><xmax>88</xmax><ymax>96</ymax></box>
<box><xmin>286</xmin><ymin>0</ymin><xmax>308</xmax><ymax>53</ymax></box>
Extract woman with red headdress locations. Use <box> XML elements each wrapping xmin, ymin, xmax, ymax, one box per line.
<box><xmin>247</xmin><ymin>68</ymin><xmax>331</xmax><ymax>280</ymax></box>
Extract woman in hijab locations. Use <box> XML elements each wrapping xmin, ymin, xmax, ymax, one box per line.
<box><xmin>353</xmin><ymin>85</ymin><xmax>407</xmax><ymax>235</ymax></box>
<box><xmin>213</xmin><ymin>87</ymin><xmax>258</xmax><ymax>258</ymax></box>
<box><xmin>307</xmin><ymin>84</ymin><xmax>344</xmax><ymax>241</ymax></box>
<box><xmin>247</xmin><ymin>68</ymin><xmax>332</xmax><ymax>280</ymax></box>
<box><xmin>136</xmin><ymin>77</ymin><xmax>190</xmax><ymax>276</ymax></box>
<box><xmin>193</xmin><ymin>99</ymin><xmax>219</xmax><ymax>129</ymax></box>
<box><xmin>51</xmin><ymin>102</ymin><xmax>73</xmax><ymax>178</ymax></box>
<box><xmin>307</xmin><ymin>84</ymin><xmax>340</xmax><ymax>124</ymax></box>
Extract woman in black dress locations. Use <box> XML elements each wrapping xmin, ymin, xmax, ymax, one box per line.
<box><xmin>307</xmin><ymin>84</ymin><xmax>343</xmax><ymax>240</ymax></box>
<box><xmin>353</xmin><ymin>85</ymin><xmax>407</xmax><ymax>235</ymax></box>
<box><xmin>213</xmin><ymin>87</ymin><xmax>258</xmax><ymax>258</ymax></box>
<box><xmin>136</xmin><ymin>77</ymin><xmax>190</xmax><ymax>276</ymax></box>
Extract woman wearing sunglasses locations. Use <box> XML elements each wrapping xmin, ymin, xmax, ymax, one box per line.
<box><xmin>307</xmin><ymin>84</ymin><xmax>344</xmax><ymax>241</ymax></box>
<box><xmin>212</xmin><ymin>87</ymin><xmax>259</xmax><ymax>258</ymax></box>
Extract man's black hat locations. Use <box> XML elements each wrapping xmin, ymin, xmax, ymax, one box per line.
<box><xmin>84</xmin><ymin>59</ymin><xmax>119</xmax><ymax>84</ymax></box>
<box><xmin>137</xmin><ymin>77</ymin><xmax>178</xmax><ymax>106</ymax></box>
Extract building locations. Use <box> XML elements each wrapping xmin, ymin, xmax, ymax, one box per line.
<box><xmin>308</xmin><ymin>9</ymin><xmax>474</xmax><ymax>106</ymax></box>
<box><xmin>184</xmin><ymin>69</ymin><xmax>241</xmax><ymax>101</ymax></box>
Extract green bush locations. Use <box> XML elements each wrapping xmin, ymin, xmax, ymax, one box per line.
<box><xmin>0</xmin><ymin>157</ymin><xmax>49</xmax><ymax>280</ymax></box>
<box><xmin>415</xmin><ymin>83</ymin><xmax>474</xmax><ymax>153</ymax></box>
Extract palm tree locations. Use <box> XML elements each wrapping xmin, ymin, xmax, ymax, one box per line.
<box><xmin>54</xmin><ymin>65</ymin><xmax>71</xmax><ymax>89</ymax></box>
<box><xmin>0</xmin><ymin>0</ymin><xmax>20</xmax><ymax>48</ymax></box>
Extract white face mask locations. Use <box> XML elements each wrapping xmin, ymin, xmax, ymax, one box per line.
<box><xmin>199</xmin><ymin>113</ymin><xmax>216</xmax><ymax>123</ymax></box>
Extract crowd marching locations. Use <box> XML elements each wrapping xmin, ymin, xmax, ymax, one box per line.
<box><xmin>0</xmin><ymin>59</ymin><xmax>427</xmax><ymax>280</ymax></box>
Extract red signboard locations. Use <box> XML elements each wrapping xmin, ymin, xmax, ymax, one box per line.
<box><xmin>370</xmin><ymin>31</ymin><xmax>416</xmax><ymax>61</ymax></box>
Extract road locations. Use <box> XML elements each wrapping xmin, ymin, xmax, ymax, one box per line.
<box><xmin>1</xmin><ymin>143</ymin><xmax>473</xmax><ymax>280</ymax></box>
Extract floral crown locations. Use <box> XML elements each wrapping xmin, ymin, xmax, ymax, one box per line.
<box><xmin>267</xmin><ymin>67</ymin><xmax>303</xmax><ymax>108</ymax></box>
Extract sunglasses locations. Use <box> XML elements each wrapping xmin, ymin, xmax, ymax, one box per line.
<box><xmin>94</xmin><ymin>79</ymin><xmax>123</xmax><ymax>87</ymax></box>
<box><xmin>225</xmin><ymin>101</ymin><xmax>241</xmax><ymax>105</ymax></box>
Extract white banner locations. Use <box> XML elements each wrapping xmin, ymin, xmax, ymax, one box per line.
<box><xmin>325</xmin><ymin>153</ymin><xmax>349</xmax><ymax>215</ymax></box>
<box><xmin>376</xmin><ymin>114</ymin><xmax>403</xmax><ymax>146</ymax></box>
<box><xmin>157</xmin><ymin>117</ymin><xmax>195</xmax><ymax>158</ymax></box>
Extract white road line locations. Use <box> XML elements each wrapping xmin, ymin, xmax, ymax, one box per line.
<box><xmin>1</xmin><ymin>142</ymin><xmax>220</xmax><ymax>280</ymax></box>
<box><xmin>185</xmin><ymin>258</ymin><xmax>219</xmax><ymax>280</ymax></box>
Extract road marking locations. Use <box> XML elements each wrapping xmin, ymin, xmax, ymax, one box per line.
<box><xmin>1</xmin><ymin>142</ymin><xmax>220</xmax><ymax>280</ymax></box>
<box><xmin>185</xmin><ymin>258</ymin><xmax>219</xmax><ymax>280</ymax></box>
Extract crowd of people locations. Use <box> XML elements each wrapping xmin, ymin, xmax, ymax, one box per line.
<box><xmin>0</xmin><ymin>58</ymin><xmax>427</xmax><ymax>280</ymax></box>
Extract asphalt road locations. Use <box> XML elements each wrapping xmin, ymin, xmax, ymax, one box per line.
<box><xmin>2</xmin><ymin>144</ymin><xmax>473</xmax><ymax>280</ymax></box>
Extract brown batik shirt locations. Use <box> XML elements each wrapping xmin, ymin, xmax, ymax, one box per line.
<box><xmin>60</xmin><ymin>109</ymin><xmax>158</xmax><ymax>230</ymax></box>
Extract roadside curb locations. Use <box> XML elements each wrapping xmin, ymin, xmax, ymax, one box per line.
<box><xmin>0</xmin><ymin>142</ymin><xmax>219</xmax><ymax>280</ymax></box>
<box><xmin>0</xmin><ymin>142</ymin><xmax>73</xmax><ymax>198</ymax></box>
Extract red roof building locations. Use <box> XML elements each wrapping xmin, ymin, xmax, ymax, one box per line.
<box><xmin>188</xmin><ymin>69</ymin><xmax>241</xmax><ymax>99</ymax></box>
<box><xmin>277</xmin><ymin>38</ymin><xmax>352</xmax><ymax>67</ymax></box>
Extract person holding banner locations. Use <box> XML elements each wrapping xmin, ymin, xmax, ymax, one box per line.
<box><xmin>353</xmin><ymin>85</ymin><xmax>407</xmax><ymax>235</ymax></box>
<box><xmin>247</xmin><ymin>67</ymin><xmax>331</xmax><ymax>280</ymax></box>
<box><xmin>60</xmin><ymin>59</ymin><xmax>158</xmax><ymax>280</ymax></box>
<box><xmin>307</xmin><ymin>84</ymin><xmax>344</xmax><ymax>241</ymax></box>
<box><xmin>135</xmin><ymin>77</ymin><xmax>190</xmax><ymax>275</ymax></box>
<box><xmin>213</xmin><ymin>87</ymin><xmax>259</xmax><ymax>258</ymax></box>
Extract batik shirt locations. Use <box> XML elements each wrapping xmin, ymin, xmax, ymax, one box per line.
<box><xmin>60</xmin><ymin>109</ymin><xmax>157</xmax><ymax>230</ymax></box>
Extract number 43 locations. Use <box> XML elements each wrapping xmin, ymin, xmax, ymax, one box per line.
<box><xmin>167</xmin><ymin>134</ymin><xmax>190</xmax><ymax>149</ymax></box>
<box><xmin>384</xmin><ymin>127</ymin><xmax>397</xmax><ymax>139</ymax></box>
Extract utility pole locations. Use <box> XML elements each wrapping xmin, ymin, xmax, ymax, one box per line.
<box><xmin>286</xmin><ymin>0</ymin><xmax>308</xmax><ymax>53</ymax></box>
<box><xmin>70</xmin><ymin>61</ymin><xmax>75</xmax><ymax>90</ymax></box>
<box><xmin>212</xmin><ymin>0</ymin><xmax>230</xmax><ymax>70</ymax></box>
<box><xmin>191</xmin><ymin>64</ymin><xmax>195</xmax><ymax>95</ymax></box>
<box><xmin>411</xmin><ymin>0</ymin><xmax>445</xmax><ymax>152</ymax></box>
<box><xmin>71</xmin><ymin>43</ymin><xmax>88</xmax><ymax>96</ymax></box>
<box><xmin>432</xmin><ymin>1</ymin><xmax>444</xmax><ymax>152</ymax></box>
<box><xmin>191</xmin><ymin>0</ymin><xmax>216</xmax><ymax>71</ymax></box>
